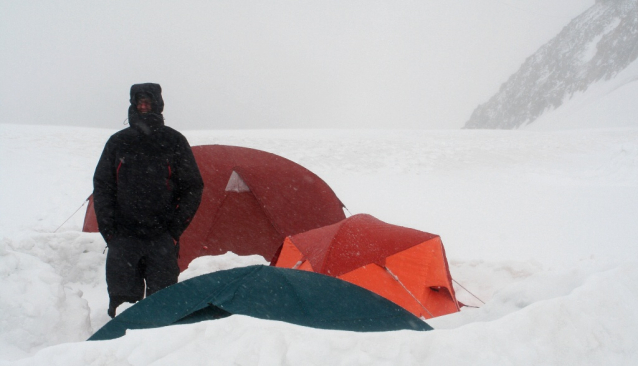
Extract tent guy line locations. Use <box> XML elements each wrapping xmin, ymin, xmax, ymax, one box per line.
<box><xmin>453</xmin><ymin>278</ymin><xmax>486</xmax><ymax>305</ymax></box>
<box><xmin>54</xmin><ymin>197</ymin><xmax>90</xmax><ymax>233</ymax></box>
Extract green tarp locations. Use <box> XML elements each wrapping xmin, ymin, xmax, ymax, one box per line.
<box><xmin>89</xmin><ymin>265</ymin><xmax>432</xmax><ymax>341</ymax></box>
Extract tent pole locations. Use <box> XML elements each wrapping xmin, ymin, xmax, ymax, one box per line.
<box><xmin>383</xmin><ymin>266</ymin><xmax>434</xmax><ymax>319</ymax></box>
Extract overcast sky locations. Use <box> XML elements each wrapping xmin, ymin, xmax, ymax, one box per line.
<box><xmin>1</xmin><ymin>0</ymin><xmax>594</xmax><ymax>130</ymax></box>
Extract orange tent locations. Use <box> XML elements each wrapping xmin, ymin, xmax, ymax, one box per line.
<box><xmin>83</xmin><ymin>145</ymin><xmax>346</xmax><ymax>270</ymax></box>
<box><xmin>273</xmin><ymin>214</ymin><xmax>460</xmax><ymax>319</ymax></box>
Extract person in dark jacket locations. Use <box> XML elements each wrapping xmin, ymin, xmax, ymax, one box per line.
<box><xmin>93</xmin><ymin>83</ymin><xmax>204</xmax><ymax>318</ymax></box>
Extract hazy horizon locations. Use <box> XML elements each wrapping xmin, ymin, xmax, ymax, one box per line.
<box><xmin>1</xmin><ymin>0</ymin><xmax>594</xmax><ymax>130</ymax></box>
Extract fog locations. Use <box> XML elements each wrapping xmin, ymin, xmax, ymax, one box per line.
<box><xmin>0</xmin><ymin>0</ymin><xmax>593</xmax><ymax>130</ymax></box>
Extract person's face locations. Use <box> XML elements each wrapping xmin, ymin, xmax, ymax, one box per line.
<box><xmin>137</xmin><ymin>98</ymin><xmax>152</xmax><ymax>114</ymax></box>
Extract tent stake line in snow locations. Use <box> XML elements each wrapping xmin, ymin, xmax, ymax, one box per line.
<box><xmin>88</xmin><ymin>265</ymin><xmax>432</xmax><ymax>341</ymax></box>
<box><xmin>54</xmin><ymin>197</ymin><xmax>89</xmax><ymax>233</ymax></box>
<box><xmin>453</xmin><ymin>278</ymin><xmax>486</xmax><ymax>305</ymax></box>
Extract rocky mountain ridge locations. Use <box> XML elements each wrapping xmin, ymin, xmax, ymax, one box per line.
<box><xmin>464</xmin><ymin>0</ymin><xmax>638</xmax><ymax>129</ymax></box>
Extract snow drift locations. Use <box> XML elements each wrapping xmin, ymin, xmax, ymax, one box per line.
<box><xmin>1</xmin><ymin>124</ymin><xmax>638</xmax><ymax>364</ymax></box>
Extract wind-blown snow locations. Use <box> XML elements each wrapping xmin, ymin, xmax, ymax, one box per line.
<box><xmin>1</xmin><ymin>124</ymin><xmax>638</xmax><ymax>365</ymax></box>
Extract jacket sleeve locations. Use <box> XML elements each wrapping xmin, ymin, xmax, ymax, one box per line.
<box><xmin>92</xmin><ymin>137</ymin><xmax>119</xmax><ymax>243</ymax></box>
<box><xmin>168</xmin><ymin>135</ymin><xmax>204</xmax><ymax>240</ymax></box>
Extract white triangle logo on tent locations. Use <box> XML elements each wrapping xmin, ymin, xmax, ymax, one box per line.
<box><xmin>225</xmin><ymin>171</ymin><xmax>251</xmax><ymax>192</ymax></box>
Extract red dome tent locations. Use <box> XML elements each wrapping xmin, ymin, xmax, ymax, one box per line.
<box><xmin>273</xmin><ymin>214</ymin><xmax>461</xmax><ymax>319</ymax></box>
<box><xmin>83</xmin><ymin>145</ymin><xmax>346</xmax><ymax>270</ymax></box>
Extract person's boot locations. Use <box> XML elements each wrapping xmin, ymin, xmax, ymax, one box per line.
<box><xmin>108</xmin><ymin>296</ymin><xmax>125</xmax><ymax>318</ymax></box>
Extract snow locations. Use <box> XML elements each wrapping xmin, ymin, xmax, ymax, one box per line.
<box><xmin>1</xmin><ymin>123</ymin><xmax>638</xmax><ymax>365</ymax></box>
<box><xmin>580</xmin><ymin>17</ymin><xmax>621</xmax><ymax>64</ymax></box>
<box><xmin>527</xmin><ymin>58</ymin><xmax>638</xmax><ymax>130</ymax></box>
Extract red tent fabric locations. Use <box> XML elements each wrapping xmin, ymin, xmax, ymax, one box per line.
<box><xmin>83</xmin><ymin>145</ymin><xmax>346</xmax><ymax>270</ymax></box>
<box><xmin>273</xmin><ymin>214</ymin><xmax>460</xmax><ymax>319</ymax></box>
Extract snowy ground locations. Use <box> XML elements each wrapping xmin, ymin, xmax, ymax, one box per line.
<box><xmin>1</xmin><ymin>123</ymin><xmax>638</xmax><ymax>365</ymax></box>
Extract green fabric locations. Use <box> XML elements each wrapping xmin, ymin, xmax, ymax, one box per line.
<box><xmin>89</xmin><ymin>265</ymin><xmax>432</xmax><ymax>341</ymax></box>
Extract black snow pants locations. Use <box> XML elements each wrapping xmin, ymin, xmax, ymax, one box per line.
<box><xmin>106</xmin><ymin>232</ymin><xmax>180</xmax><ymax>306</ymax></box>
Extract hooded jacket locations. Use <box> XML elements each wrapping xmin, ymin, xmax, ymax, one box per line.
<box><xmin>93</xmin><ymin>83</ymin><xmax>204</xmax><ymax>242</ymax></box>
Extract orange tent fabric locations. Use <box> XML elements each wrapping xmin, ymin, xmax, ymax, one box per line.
<box><xmin>83</xmin><ymin>145</ymin><xmax>346</xmax><ymax>270</ymax></box>
<box><xmin>273</xmin><ymin>214</ymin><xmax>460</xmax><ymax>319</ymax></box>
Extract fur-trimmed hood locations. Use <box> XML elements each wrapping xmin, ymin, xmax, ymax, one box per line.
<box><xmin>130</xmin><ymin>83</ymin><xmax>164</xmax><ymax>113</ymax></box>
<box><xmin>128</xmin><ymin>83</ymin><xmax>165</xmax><ymax>134</ymax></box>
